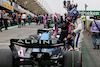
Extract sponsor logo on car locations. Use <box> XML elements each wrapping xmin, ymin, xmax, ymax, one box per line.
<box><xmin>17</xmin><ymin>39</ymin><xmax>57</xmax><ymax>45</ymax></box>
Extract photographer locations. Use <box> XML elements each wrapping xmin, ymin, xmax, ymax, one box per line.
<box><xmin>87</xmin><ymin>16</ymin><xmax>100</xmax><ymax>49</ymax></box>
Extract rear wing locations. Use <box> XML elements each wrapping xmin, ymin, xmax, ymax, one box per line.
<box><xmin>9</xmin><ymin>39</ymin><xmax>64</xmax><ymax>58</ymax></box>
<box><xmin>9</xmin><ymin>39</ymin><xmax>65</xmax><ymax>65</ymax></box>
<box><xmin>10</xmin><ymin>39</ymin><xmax>65</xmax><ymax>48</ymax></box>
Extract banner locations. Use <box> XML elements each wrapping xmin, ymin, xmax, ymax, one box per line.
<box><xmin>79</xmin><ymin>11</ymin><xmax>100</xmax><ymax>16</ymax></box>
<box><xmin>3</xmin><ymin>2</ymin><xmax>13</xmax><ymax>11</ymax></box>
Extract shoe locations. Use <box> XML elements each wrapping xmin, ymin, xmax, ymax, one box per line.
<box><xmin>97</xmin><ymin>45</ymin><xmax>99</xmax><ymax>49</ymax></box>
<box><xmin>0</xmin><ymin>30</ymin><xmax>2</xmax><ymax>32</ymax></box>
<box><xmin>93</xmin><ymin>47</ymin><xmax>96</xmax><ymax>49</ymax></box>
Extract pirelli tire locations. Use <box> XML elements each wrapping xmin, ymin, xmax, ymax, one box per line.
<box><xmin>63</xmin><ymin>51</ymin><xmax>82</xmax><ymax>67</ymax></box>
<box><xmin>0</xmin><ymin>49</ymin><xmax>13</xmax><ymax>67</ymax></box>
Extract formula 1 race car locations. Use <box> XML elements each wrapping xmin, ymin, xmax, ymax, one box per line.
<box><xmin>0</xmin><ymin>30</ymin><xmax>82</xmax><ymax>67</ymax></box>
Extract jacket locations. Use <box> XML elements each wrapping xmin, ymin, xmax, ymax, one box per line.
<box><xmin>73</xmin><ymin>18</ymin><xmax>84</xmax><ymax>34</ymax></box>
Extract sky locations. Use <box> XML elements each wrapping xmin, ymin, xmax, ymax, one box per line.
<box><xmin>44</xmin><ymin>0</ymin><xmax>100</xmax><ymax>15</ymax></box>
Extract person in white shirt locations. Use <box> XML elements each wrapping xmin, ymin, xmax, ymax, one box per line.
<box><xmin>21</xmin><ymin>13</ymin><xmax>27</xmax><ymax>26</ymax></box>
<box><xmin>71</xmin><ymin>15</ymin><xmax>84</xmax><ymax>51</ymax></box>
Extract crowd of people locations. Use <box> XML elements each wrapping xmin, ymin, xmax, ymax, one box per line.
<box><xmin>60</xmin><ymin>10</ymin><xmax>100</xmax><ymax>50</ymax></box>
<box><xmin>35</xmin><ymin>8</ymin><xmax>99</xmax><ymax>51</ymax></box>
<box><xmin>34</xmin><ymin>13</ymin><xmax>48</xmax><ymax>28</ymax></box>
<box><xmin>0</xmin><ymin>10</ymin><xmax>36</xmax><ymax>32</ymax></box>
<box><xmin>63</xmin><ymin>0</ymin><xmax>78</xmax><ymax>11</ymax></box>
<box><xmin>0</xmin><ymin>9</ymin><xmax>61</xmax><ymax>32</ymax></box>
<box><xmin>58</xmin><ymin>9</ymin><xmax>84</xmax><ymax>51</ymax></box>
<box><xmin>32</xmin><ymin>8</ymin><xmax>85</xmax><ymax>51</ymax></box>
<box><xmin>34</xmin><ymin>13</ymin><xmax>62</xmax><ymax>28</ymax></box>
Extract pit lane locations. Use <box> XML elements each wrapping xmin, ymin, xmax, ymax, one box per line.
<box><xmin>0</xmin><ymin>23</ymin><xmax>100</xmax><ymax>67</ymax></box>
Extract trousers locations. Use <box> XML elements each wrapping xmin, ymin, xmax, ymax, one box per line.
<box><xmin>74</xmin><ymin>33</ymin><xmax>83</xmax><ymax>51</ymax></box>
<box><xmin>92</xmin><ymin>33</ymin><xmax>100</xmax><ymax>48</ymax></box>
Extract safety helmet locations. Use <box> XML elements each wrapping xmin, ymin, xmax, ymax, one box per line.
<box><xmin>69</xmin><ymin>8</ymin><xmax>79</xmax><ymax>20</ymax></box>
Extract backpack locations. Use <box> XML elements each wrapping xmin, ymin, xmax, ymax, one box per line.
<box><xmin>21</xmin><ymin>20</ymin><xmax>24</xmax><ymax>23</ymax></box>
